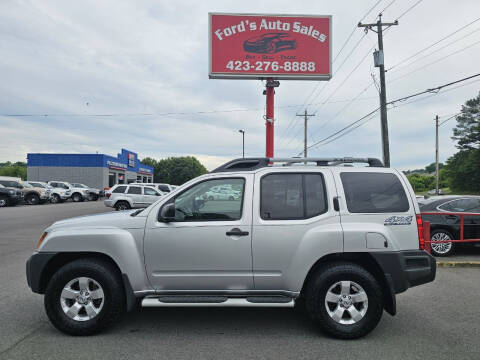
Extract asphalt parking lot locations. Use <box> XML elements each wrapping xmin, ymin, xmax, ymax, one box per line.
<box><xmin>1</xmin><ymin>202</ymin><xmax>479</xmax><ymax>360</ymax></box>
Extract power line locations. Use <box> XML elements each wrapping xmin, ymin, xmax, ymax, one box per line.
<box><xmin>388</xmin><ymin>39</ymin><xmax>480</xmax><ymax>84</ymax></box>
<box><xmin>396</xmin><ymin>0</ymin><xmax>425</xmax><ymax>20</ymax></box>
<box><xmin>277</xmin><ymin>0</ymin><xmax>385</xmax><ymax>147</ymax></box>
<box><xmin>388</xmin><ymin>27</ymin><xmax>480</xmax><ymax>74</ymax></box>
<box><xmin>387</xmin><ymin>16</ymin><xmax>480</xmax><ymax>72</ymax></box>
<box><xmin>304</xmin><ymin>73</ymin><xmax>480</xmax><ymax>152</ymax></box>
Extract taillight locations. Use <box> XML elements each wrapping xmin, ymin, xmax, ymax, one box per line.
<box><xmin>106</xmin><ymin>193</ymin><xmax>111</xmax><ymax>198</ymax></box>
<box><xmin>416</xmin><ymin>214</ymin><xmax>425</xmax><ymax>250</ymax></box>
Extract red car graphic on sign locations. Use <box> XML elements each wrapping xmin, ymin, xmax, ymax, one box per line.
<box><xmin>243</xmin><ymin>33</ymin><xmax>298</xmax><ymax>54</ymax></box>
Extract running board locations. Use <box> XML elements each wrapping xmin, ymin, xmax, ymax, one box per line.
<box><xmin>141</xmin><ymin>295</ymin><xmax>295</xmax><ymax>308</ymax></box>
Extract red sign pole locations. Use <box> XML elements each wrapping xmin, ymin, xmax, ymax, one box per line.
<box><xmin>265</xmin><ymin>78</ymin><xmax>275</xmax><ymax>158</ymax></box>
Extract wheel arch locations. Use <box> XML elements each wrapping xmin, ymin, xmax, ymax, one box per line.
<box><xmin>36</xmin><ymin>252</ymin><xmax>138</xmax><ymax>311</ymax></box>
<box><xmin>300</xmin><ymin>252</ymin><xmax>396</xmax><ymax>316</ymax></box>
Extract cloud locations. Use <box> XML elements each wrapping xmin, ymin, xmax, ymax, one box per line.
<box><xmin>0</xmin><ymin>0</ymin><xmax>479</xmax><ymax>170</ymax></box>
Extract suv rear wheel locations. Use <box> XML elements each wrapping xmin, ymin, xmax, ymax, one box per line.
<box><xmin>115</xmin><ymin>201</ymin><xmax>130</xmax><ymax>211</ymax></box>
<box><xmin>44</xmin><ymin>258</ymin><xmax>125</xmax><ymax>335</ymax></box>
<box><xmin>305</xmin><ymin>262</ymin><xmax>383</xmax><ymax>339</ymax></box>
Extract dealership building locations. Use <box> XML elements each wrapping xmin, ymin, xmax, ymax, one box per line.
<box><xmin>27</xmin><ymin>148</ymin><xmax>154</xmax><ymax>189</ymax></box>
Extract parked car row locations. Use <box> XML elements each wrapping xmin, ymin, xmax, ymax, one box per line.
<box><xmin>0</xmin><ymin>176</ymin><xmax>101</xmax><ymax>207</ymax></box>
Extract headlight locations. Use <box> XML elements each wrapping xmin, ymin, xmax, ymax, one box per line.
<box><xmin>8</xmin><ymin>190</ymin><xmax>15</xmax><ymax>195</ymax></box>
<box><xmin>36</xmin><ymin>232</ymin><xmax>47</xmax><ymax>249</ymax></box>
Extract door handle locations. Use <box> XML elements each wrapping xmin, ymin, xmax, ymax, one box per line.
<box><xmin>333</xmin><ymin>197</ymin><xmax>340</xmax><ymax>212</ymax></box>
<box><xmin>226</xmin><ymin>228</ymin><xmax>249</xmax><ymax>236</ymax></box>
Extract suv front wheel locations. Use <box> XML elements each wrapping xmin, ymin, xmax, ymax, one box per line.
<box><xmin>305</xmin><ymin>262</ymin><xmax>384</xmax><ymax>339</ymax></box>
<box><xmin>44</xmin><ymin>258</ymin><xmax>125</xmax><ymax>335</ymax></box>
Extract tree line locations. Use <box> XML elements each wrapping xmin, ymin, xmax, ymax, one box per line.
<box><xmin>405</xmin><ymin>92</ymin><xmax>480</xmax><ymax>194</ymax></box>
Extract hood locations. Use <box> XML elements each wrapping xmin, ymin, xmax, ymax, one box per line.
<box><xmin>47</xmin><ymin>209</ymin><xmax>147</xmax><ymax>232</ymax></box>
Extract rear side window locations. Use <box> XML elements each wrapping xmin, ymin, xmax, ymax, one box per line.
<box><xmin>158</xmin><ymin>184</ymin><xmax>170</xmax><ymax>192</ymax></box>
<box><xmin>260</xmin><ymin>173</ymin><xmax>327</xmax><ymax>220</ymax></box>
<box><xmin>340</xmin><ymin>172</ymin><xmax>409</xmax><ymax>213</ymax></box>
<box><xmin>113</xmin><ymin>186</ymin><xmax>127</xmax><ymax>193</ymax></box>
<box><xmin>128</xmin><ymin>186</ymin><xmax>142</xmax><ymax>194</ymax></box>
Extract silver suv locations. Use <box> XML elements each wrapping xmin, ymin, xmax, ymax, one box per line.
<box><xmin>104</xmin><ymin>184</ymin><xmax>163</xmax><ymax>210</ymax></box>
<box><xmin>26</xmin><ymin>157</ymin><xmax>436</xmax><ymax>339</ymax></box>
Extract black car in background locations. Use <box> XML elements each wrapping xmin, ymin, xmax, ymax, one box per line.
<box><xmin>0</xmin><ymin>184</ymin><xmax>23</xmax><ymax>207</ymax></box>
<box><xmin>419</xmin><ymin>196</ymin><xmax>480</xmax><ymax>256</ymax></box>
<box><xmin>243</xmin><ymin>33</ymin><xmax>297</xmax><ymax>54</ymax></box>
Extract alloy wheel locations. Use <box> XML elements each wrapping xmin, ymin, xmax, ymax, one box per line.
<box><xmin>431</xmin><ymin>232</ymin><xmax>453</xmax><ymax>255</ymax></box>
<box><xmin>324</xmin><ymin>280</ymin><xmax>368</xmax><ymax>325</ymax></box>
<box><xmin>60</xmin><ymin>277</ymin><xmax>105</xmax><ymax>321</ymax></box>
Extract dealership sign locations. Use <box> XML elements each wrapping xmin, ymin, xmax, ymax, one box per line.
<box><xmin>209</xmin><ymin>13</ymin><xmax>331</xmax><ymax>80</ymax></box>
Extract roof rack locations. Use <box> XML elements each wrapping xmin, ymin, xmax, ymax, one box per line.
<box><xmin>211</xmin><ymin>157</ymin><xmax>383</xmax><ymax>173</ymax></box>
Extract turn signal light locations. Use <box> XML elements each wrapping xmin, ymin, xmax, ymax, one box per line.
<box><xmin>36</xmin><ymin>232</ymin><xmax>47</xmax><ymax>249</ymax></box>
<box><xmin>416</xmin><ymin>215</ymin><xmax>425</xmax><ymax>250</ymax></box>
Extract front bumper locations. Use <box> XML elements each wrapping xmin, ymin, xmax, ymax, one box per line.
<box><xmin>371</xmin><ymin>250</ymin><xmax>436</xmax><ymax>294</ymax></box>
<box><xmin>26</xmin><ymin>252</ymin><xmax>57</xmax><ymax>293</ymax></box>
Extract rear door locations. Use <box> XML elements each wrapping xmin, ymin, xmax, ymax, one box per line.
<box><xmin>333</xmin><ymin>168</ymin><xmax>418</xmax><ymax>252</ymax></box>
<box><xmin>126</xmin><ymin>185</ymin><xmax>143</xmax><ymax>207</ymax></box>
<box><xmin>251</xmin><ymin>169</ymin><xmax>343</xmax><ymax>292</ymax></box>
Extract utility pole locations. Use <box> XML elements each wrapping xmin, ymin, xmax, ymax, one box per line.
<box><xmin>358</xmin><ymin>14</ymin><xmax>398</xmax><ymax>167</ymax></box>
<box><xmin>296</xmin><ymin>110</ymin><xmax>315</xmax><ymax>158</ymax></box>
<box><xmin>435</xmin><ymin>115</ymin><xmax>439</xmax><ymax>195</ymax></box>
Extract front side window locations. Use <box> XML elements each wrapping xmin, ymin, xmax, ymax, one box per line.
<box><xmin>341</xmin><ymin>172</ymin><xmax>409</xmax><ymax>213</ymax></box>
<box><xmin>260</xmin><ymin>173</ymin><xmax>327</xmax><ymax>220</ymax></box>
<box><xmin>144</xmin><ymin>187</ymin><xmax>159</xmax><ymax>196</ymax></box>
<box><xmin>170</xmin><ymin>178</ymin><xmax>245</xmax><ymax>222</ymax></box>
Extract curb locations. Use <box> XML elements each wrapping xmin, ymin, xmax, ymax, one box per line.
<box><xmin>436</xmin><ymin>261</ymin><xmax>480</xmax><ymax>268</ymax></box>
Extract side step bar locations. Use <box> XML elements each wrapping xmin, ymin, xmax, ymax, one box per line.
<box><xmin>142</xmin><ymin>295</ymin><xmax>295</xmax><ymax>308</ymax></box>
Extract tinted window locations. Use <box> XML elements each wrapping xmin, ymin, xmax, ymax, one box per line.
<box><xmin>112</xmin><ymin>186</ymin><xmax>127</xmax><ymax>193</ymax></box>
<box><xmin>128</xmin><ymin>186</ymin><xmax>142</xmax><ymax>194</ymax></box>
<box><xmin>439</xmin><ymin>198</ymin><xmax>480</xmax><ymax>213</ymax></box>
<box><xmin>0</xmin><ymin>180</ymin><xmax>20</xmax><ymax>188</ymax></box>
<box><xmin>341</xmin><ymin>172</ymin><xmax>409</xmax><ymax>213</ymax></box>
<box><xmin>260</xmin><ymin>173</ymin><xmax>327</xmax><ymax>220</ymax></box>
<box><xmin>144</xmin><ymin>187</ymin><xmax>158</xmax><ymax>196</ymax></box>
<box><xmin>171</xmin><ymin>178</ymin><xmax>244</xmax><ymax>221</ymax></box>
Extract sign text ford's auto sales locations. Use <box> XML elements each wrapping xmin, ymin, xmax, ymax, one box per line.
<box><xmin>209</xmin><ymin>13</ymin><xmax>331</xmax><ymax>80</ymax></box>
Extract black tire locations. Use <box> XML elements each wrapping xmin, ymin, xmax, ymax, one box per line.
<box><xmin>0</xmin><ymin>195</ymin><xmax>9</xmax><ymax>207</ymax></box>
<box><xmin>228</xmin><ymin>196</ymin><xmax>234</xmax><ymax>201</ymax></box>
<box><xmin>72</xmin><ymin>193</ymin><xmax>83</xmax><ymax>202</ymax></box>
<box><xmin>25</xmin><ymin>193</ymin><xmax>40</xmax><ymax>205</ymax></box>
<box><xmin>430</xmin><ymin>229</ymin><xmax>455</xmax><ymax>257</ymax></box>
<box><xmin>115</xmin><ymin>201</ymin><xmax>130</xmax><ymax>211</ymax></box>
<box><xmin>44</xmin><ymin>258</ymin><xmax>125</xmax><ymax>336</ymax></box>
<box><xmin>50</xmin><ymin>194</ymin><xmax>61</xmax><ymax>204</ymax></box>
<box><xmin>305</xmin><ymin>262</ymin><xmax>384</xmax><ymax>339</ymax></box>
<box><xmin>208</xmin><ymin>196</ymin><xmax>214</xmax><ymax>201</ymax></box>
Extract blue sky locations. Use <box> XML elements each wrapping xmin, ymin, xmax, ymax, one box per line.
<box><xmin>0</xmin><ymin>0</ymin><xmax>479</xmax><ymax>170</ymax></box>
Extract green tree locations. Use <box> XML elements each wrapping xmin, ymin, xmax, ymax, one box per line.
<box><xmin>452</xmin><ymin>93</ymin><xmax>480</xmax><ymax>150</ymax></box>
<box><xmin>443</xmin><ymin>92</ymin><xmax>480</xmax><ymax>192</ymax></box>
<box><xmin>0</xmin><ymin>162</ymin><xmax>27</xmax><ymax>180</ymax></box>
<box><xmin>424</xmin><ymin>162</ymin><xmax>443</xmax><ymax>173</ymax></box>
<box><xmin>142</xmin><ymin>156</ymin><xmax>207</xmax><ymax>185</ymax></box>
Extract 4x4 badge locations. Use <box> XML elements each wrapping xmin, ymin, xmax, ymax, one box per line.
<box><xmin>384</xmin><ymin>215</ymin><xmax>413</xmax><ymax>226</ymax></box>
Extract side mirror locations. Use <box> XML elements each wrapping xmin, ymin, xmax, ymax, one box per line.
<box><xmin>159</xmin><ymin>203</ymin><xmax>176</xmax><ymax>222</ymax></box>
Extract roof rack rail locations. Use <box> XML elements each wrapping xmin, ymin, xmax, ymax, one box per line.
<box><xmin>211</xmin><ymin>157</ymin><xmax>383</xmax><ymax>173</ymax></box>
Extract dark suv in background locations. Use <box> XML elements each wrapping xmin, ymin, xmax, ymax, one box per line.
<box><xmin>0</xmin><ymin>184</ymin><xmax>23</xmax><ymax>207</ymax></box>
